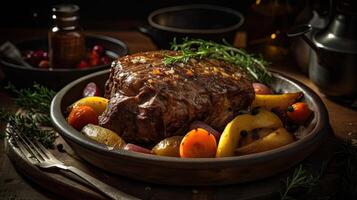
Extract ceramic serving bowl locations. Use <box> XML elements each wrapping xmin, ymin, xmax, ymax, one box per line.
<box><xmin>50</xmin><ymin>69</ymin><xmax>329</xmax><ymax>186</ymax></box>
<box><xmin>0</xmin><ymin>34</ymin><xmax>128</xmax><ymax>90</ymax></box>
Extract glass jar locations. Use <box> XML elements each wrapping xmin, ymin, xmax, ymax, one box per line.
<box><xmin>49</xmin><ymin>4</ymin><xmax>85</xmax><ymax>68</ymax></box>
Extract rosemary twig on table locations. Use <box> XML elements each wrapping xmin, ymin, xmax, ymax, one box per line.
<box><xmin>280</xmin><ymin>165</ymin><xmax>320</xmax><ymax>200</ymax></box>
<box><xmin>0</xmin><ymin>110</ymin><xmax>56</xmax><ymax>148</ymax></box>
<box><xmin>0</xmin><ymin>83</ymin><xmax>57</xmax><ymax>148</ymax></box>
<box><xmin>163</xmin><ymin>38</ymin><xmax>273</xmax><ymax>84</ymax></box>
<box><xmin>5</xmin><ymin>83</ymin><xmax>55</xmax><ymax>115</ymax></box>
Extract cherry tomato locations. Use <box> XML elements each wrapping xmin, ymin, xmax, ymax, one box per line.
<box><xmin>286</xmin><ymin>102</ymin><xmax>312</xmax><ymax>124</ymax></box>
<box><xmin>253</xmin><ymin>83</ymin><xmax>273</xmax><ymax>94</ymax></box>
<box><xmin>67</xmin><ymin>105</ymin><xmax>99</xmax><ymax>130</ymax></box>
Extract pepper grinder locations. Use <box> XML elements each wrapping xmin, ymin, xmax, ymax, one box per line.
<box><xmin>48</xmin><ymin>4</ymin><xmax>85</xmax><ymax>68</ymax></box>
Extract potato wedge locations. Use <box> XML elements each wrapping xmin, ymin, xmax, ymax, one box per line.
<box><xmin>152</xmin><ymin>136</ymin><xmax>183</xmax><ymax>157</ymax></box>
<box><xmin>69</xmin><ymin>96</ymin><xmax>109</xmax><ymax>116</ymax></box>
<box><xmin>81</xmin><ymin>124</ymin><xmax>126</xmax><ymax>149</ymax></box>
<box><xmin>216</xmin><ymin>109</ymin><xmax>283</xmax><ymax>157</ymax></box>
<box><xmin>235</xmin><ymin>127</ymin><xmax>294</xmax><ymax>155</ymax></box>
<box><xmin>239</xmin><ymin>128</ymin><xmax>274</xmax><ymax>147</ymax></box>
<box><xmin>251</xmin><ymin>92</ymin><xmax>302</xmax><ymax>110</ymax></box>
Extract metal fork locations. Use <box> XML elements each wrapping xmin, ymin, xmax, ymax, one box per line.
<box><xmin>10</xmin><ymin>130</ymin><xmax>139</xmax><ymax>200</ymax></box>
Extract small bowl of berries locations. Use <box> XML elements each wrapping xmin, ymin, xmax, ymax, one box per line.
<box><xmin>0</xmin><ymin>34</ymin><xmax>128</xmax><ymax>90</ymax></box>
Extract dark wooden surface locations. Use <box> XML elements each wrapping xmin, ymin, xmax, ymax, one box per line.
<box><xmin>0</xmin><ymin>29</ymin><xmax>356</xmax><ymax>199</ymax></box>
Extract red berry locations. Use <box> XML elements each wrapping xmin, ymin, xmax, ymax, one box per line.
<box><xmin>24</xmin><ymin>50</ymin><xmax>34</xmax><ymax>59</ymax></box>
<box><xmin>92</xmin><ymin>45</ymin><xmax>104</xmax><ymax>56</ymax></box>
<box><xmin>24</xmin><ymin>51</ymin><xmax>37</xmax><ymax>66</ymax></box>
<box><xmin>77</xmin><ymin>60</ymin><xmax>89</xmax><ymax>68</ymax></box>
<box><xmin>33</xmin><ymin>50</ymin><xmax>45</xmax><ymax>59</ymax></box>
<box><xmin>89</xmin><ymin>51</ymin><xmax>100</xmax><ymax>66</ymax></box>
<box><xmin>38</xmin><ymin>60</ymin><xmax>49</xmax><ymax>68</ymax></box>
<box><xmin>100</xmin><ymin>56</ymin><xmax>111</xmax><ymax>65</ymax></box>
<box><xmin>42</xmin><ymin>51</ymin><xmax>49</xmax><ymax>60</ymax></box>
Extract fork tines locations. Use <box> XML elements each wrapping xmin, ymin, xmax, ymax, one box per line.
<box><xmin>9</xmin><ymin>129</ymin><xmax>52</xmax><ymax>163</ymax></box>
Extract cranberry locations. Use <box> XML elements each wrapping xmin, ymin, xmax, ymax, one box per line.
<box><xmin>89</xmin><ymin>51</ymin><xmax>100</xmax><ymax>66</ymax></box>
<box><xmin>24</xmin><ymin>51</ymin><xmax>38</xmax><ymax>66</ymax></box>
<box><xmin>83</xmin><ymin>82</ymin><xmax>101</xmax><ymax>97</ymax></box>
<box><xmin>33</xmin><ymin>50</ymin><xmax>46</xmax><ymax>59</ymax></box>
<box><xmin>77</xmin><ymin>60</ymin><xmax>89</xmax><ymax>68</ymax></box>
<box><xmin>24</xmin><ymin>50</ymin><xmax>34</xmax><ymax>59</ymax></box>
<box><xmin>38</xmin><ymin>60</ymin><xmax>49</xmax><ymax>68</ymax></box>
<box><xmin>100</xmin><ymin>56</ymin><xmax>111</xmax><ymax>65</ymax></box>
<box><xmin>92</xmin><ymin>45</ymin><xmax>104</xmax><ymax>56</ymax></box>
<box><xmin>42</xmin><ymin>51</ymin><xmax>49</xmax><ymax>60</ymax></box>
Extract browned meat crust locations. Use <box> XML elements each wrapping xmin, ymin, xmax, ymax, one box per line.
<box><xmin>99</xmin><ymin>51</ymin><xmax>254</xmax><ymax>143</ymax></box>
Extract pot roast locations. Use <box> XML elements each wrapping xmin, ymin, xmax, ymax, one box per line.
<box><xmin>99</xmin><ymin>51</ymin><xmax>254</xmax><ymax>143</ymax></box>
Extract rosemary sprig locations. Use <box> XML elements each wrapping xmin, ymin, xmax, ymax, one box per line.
<box><xmin>0</xmin><ymin>109</ymin><xmax>56</xmax><ymax>148</ymax></box>
<box><xmin>0</xmin><ymin>83</ymin><xmax>57</xmax><ymax>148</ymax></box>
<box><xmin>163</xmin><ymin>38</ymin><xmax>272</xmax><ymax>84</ymax></box>
<box><xmin>280</xmin><ymin>165</ymin><xmax>320</xmax><ymax>200</ymax></box>
<box><xmin>5</xmin><ymin>83</ymin><xmax>55</xmax><ymax>115</ymax></box>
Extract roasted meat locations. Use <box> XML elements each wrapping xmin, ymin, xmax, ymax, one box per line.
<box><xmin>99</xmin><ymin>51</ymin><xmax>254</xmax><ymax>143</ymax></box>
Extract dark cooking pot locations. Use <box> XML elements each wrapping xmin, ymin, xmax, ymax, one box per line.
<box><xmin>288</xmin><ymin>0</ymin><xmax>357</xmax><ymax>98</ymax></box>
<box><xmin>139</xmin><ymin>4</ymin><xmax>244</xmax><ymax>49</ymax></box>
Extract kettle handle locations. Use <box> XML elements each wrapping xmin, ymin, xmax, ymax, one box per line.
<box><xmin>287</xmin><ymin>24</ymin><xmax>318</xmax><ymax>52</ymax></box>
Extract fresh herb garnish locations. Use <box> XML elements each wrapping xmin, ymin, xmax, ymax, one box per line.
<box><xmin>280</xmin><ymin>165</ymin><xmax>320</xmax><ymax>200</ymax></box>
<box><xmin>0</xmin><ymin>83</ymin><xmax>56</xmax><ymax>148</ymax></box>
<box><xmin>163</xmin><ymin>38</ymin><xmax>272</xmax><ymax>84</ymax></box>
<box><xmin>5</xmin><ymin>83</ymin><xmax>55</xmax><ymax>114</ymax></box>
<box><xmin>0</xmin><ymin>110</ymin><xmax>56</xmax><ymax>148</ymax></box>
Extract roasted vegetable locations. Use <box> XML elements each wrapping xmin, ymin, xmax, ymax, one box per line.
<box><xmin>287</xmin><ymin>102</ymin><xmax>313</xmax><ymax>125</ymax></box>
<box><xmin>251</xmin><ymin>92</ymin><xmax>302</xmax><ymax>110</ymax></box>
<box><xmin>235</xmin><ymin>127</ymin><xmax>294</xmax><ymax>155</ymax></box>
<box><xmin>83</xmin><ymin>82</ymin><xmax>101</xmax><ymax>97</ymax></box>
<box><xmin>152</xmin><ymin>136</ymin><xmax>183</xmax><ymax>157</ymax></box>
<box><xmin>239</xmin><ymin>128</ymin><xmax>274</xmax><ymax>147</ymax></box>
<box><xmin>253</xmin><ymin>83</ymin><xmax>273</xmax><ymax>94</ymax></box>
<box><xmin>68</xmin><ymin>96</ymin><xmax>108</xmax><ymax>116</ymax></box>
<box><xmin>180</xmin><ymin>128</ymin><xmax>217</xmax><ymax>158</ymax></box>
<box><xmin>216</xmin><ymin>109</ymin><xmax>283</xmax><ymax>157</ymax></box>
<box><xmin>124</xmin><ymin>143</ymin><xmax>152</xmax><ymax>154</ymax></box>
<box><xmin>67</xmin><ymin>105</ymin><xmax>98</xmax><ymax>130</ymax></box>
<box><xmin>189</xmin><ymin>121</ymin><xmax>221</xmax><ymax>141</ymax></box>
<box><xmin>81</xmin><ymin>124</ymin><xmax>126</xmax><ymax>149</ymax></box>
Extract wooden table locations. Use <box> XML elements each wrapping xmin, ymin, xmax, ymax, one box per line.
<box><xmin>0</xmin><ymin>29</ymin><xmax>356</xmax><ymax>199</ymax></box>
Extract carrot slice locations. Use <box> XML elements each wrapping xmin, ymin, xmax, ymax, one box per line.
<box><xmin>179</xmin><ymin>128</ymin><xmax>217</xmax><ymax>158</ymax></box>
<box><xmin>67</xmin><ymin>105</ymin><xmax>99</xmax><ymax>130</ymax></box>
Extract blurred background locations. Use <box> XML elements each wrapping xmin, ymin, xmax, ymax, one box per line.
<box><xmin>0</xmin><ymin>0</ymin><xmax>255</xmax><ymax>29</ymax></box>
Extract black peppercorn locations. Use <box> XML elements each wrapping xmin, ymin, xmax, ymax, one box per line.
<box><xmin>251</xmin><ymin>107</ymin><xmax>260</xmax><ymax>115</ymax></box>
<box><xmin>240</xmin><ymin>130</ymin><xmax>248</xmax><ymax>137</ymax></box>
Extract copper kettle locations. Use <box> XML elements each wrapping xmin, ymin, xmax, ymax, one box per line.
<box><xmin>288</xmin><ymin>0</ymin><xmax>357</xmax><ymax>98</ymax></box>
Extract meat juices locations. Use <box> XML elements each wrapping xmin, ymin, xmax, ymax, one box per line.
<box><xmin>99</xmin><ymin>51</ymin><xmax>254</xmax><ymax>143</ymax></box>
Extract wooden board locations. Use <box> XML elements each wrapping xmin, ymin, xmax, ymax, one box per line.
<box><xmin>4</xmin><ymin>127</ymin><xmax>336</xmax><ymax>200</ymax></box>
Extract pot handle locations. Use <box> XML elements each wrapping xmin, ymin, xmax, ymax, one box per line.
<box><xmin>138</xmin><ymin>24</ymin><xmax>158</xmax><ymax>46</ymax></box>
<box><xmin>287</xmin><ymin>24</ymin><xmax>318</xmax><ymax>52</ymax></box>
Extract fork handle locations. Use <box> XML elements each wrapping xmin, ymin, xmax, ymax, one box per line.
<box><xmin>66</xmin><ymin>166</ymin><xmax>139</xmax><ymax>200</ymax></box>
